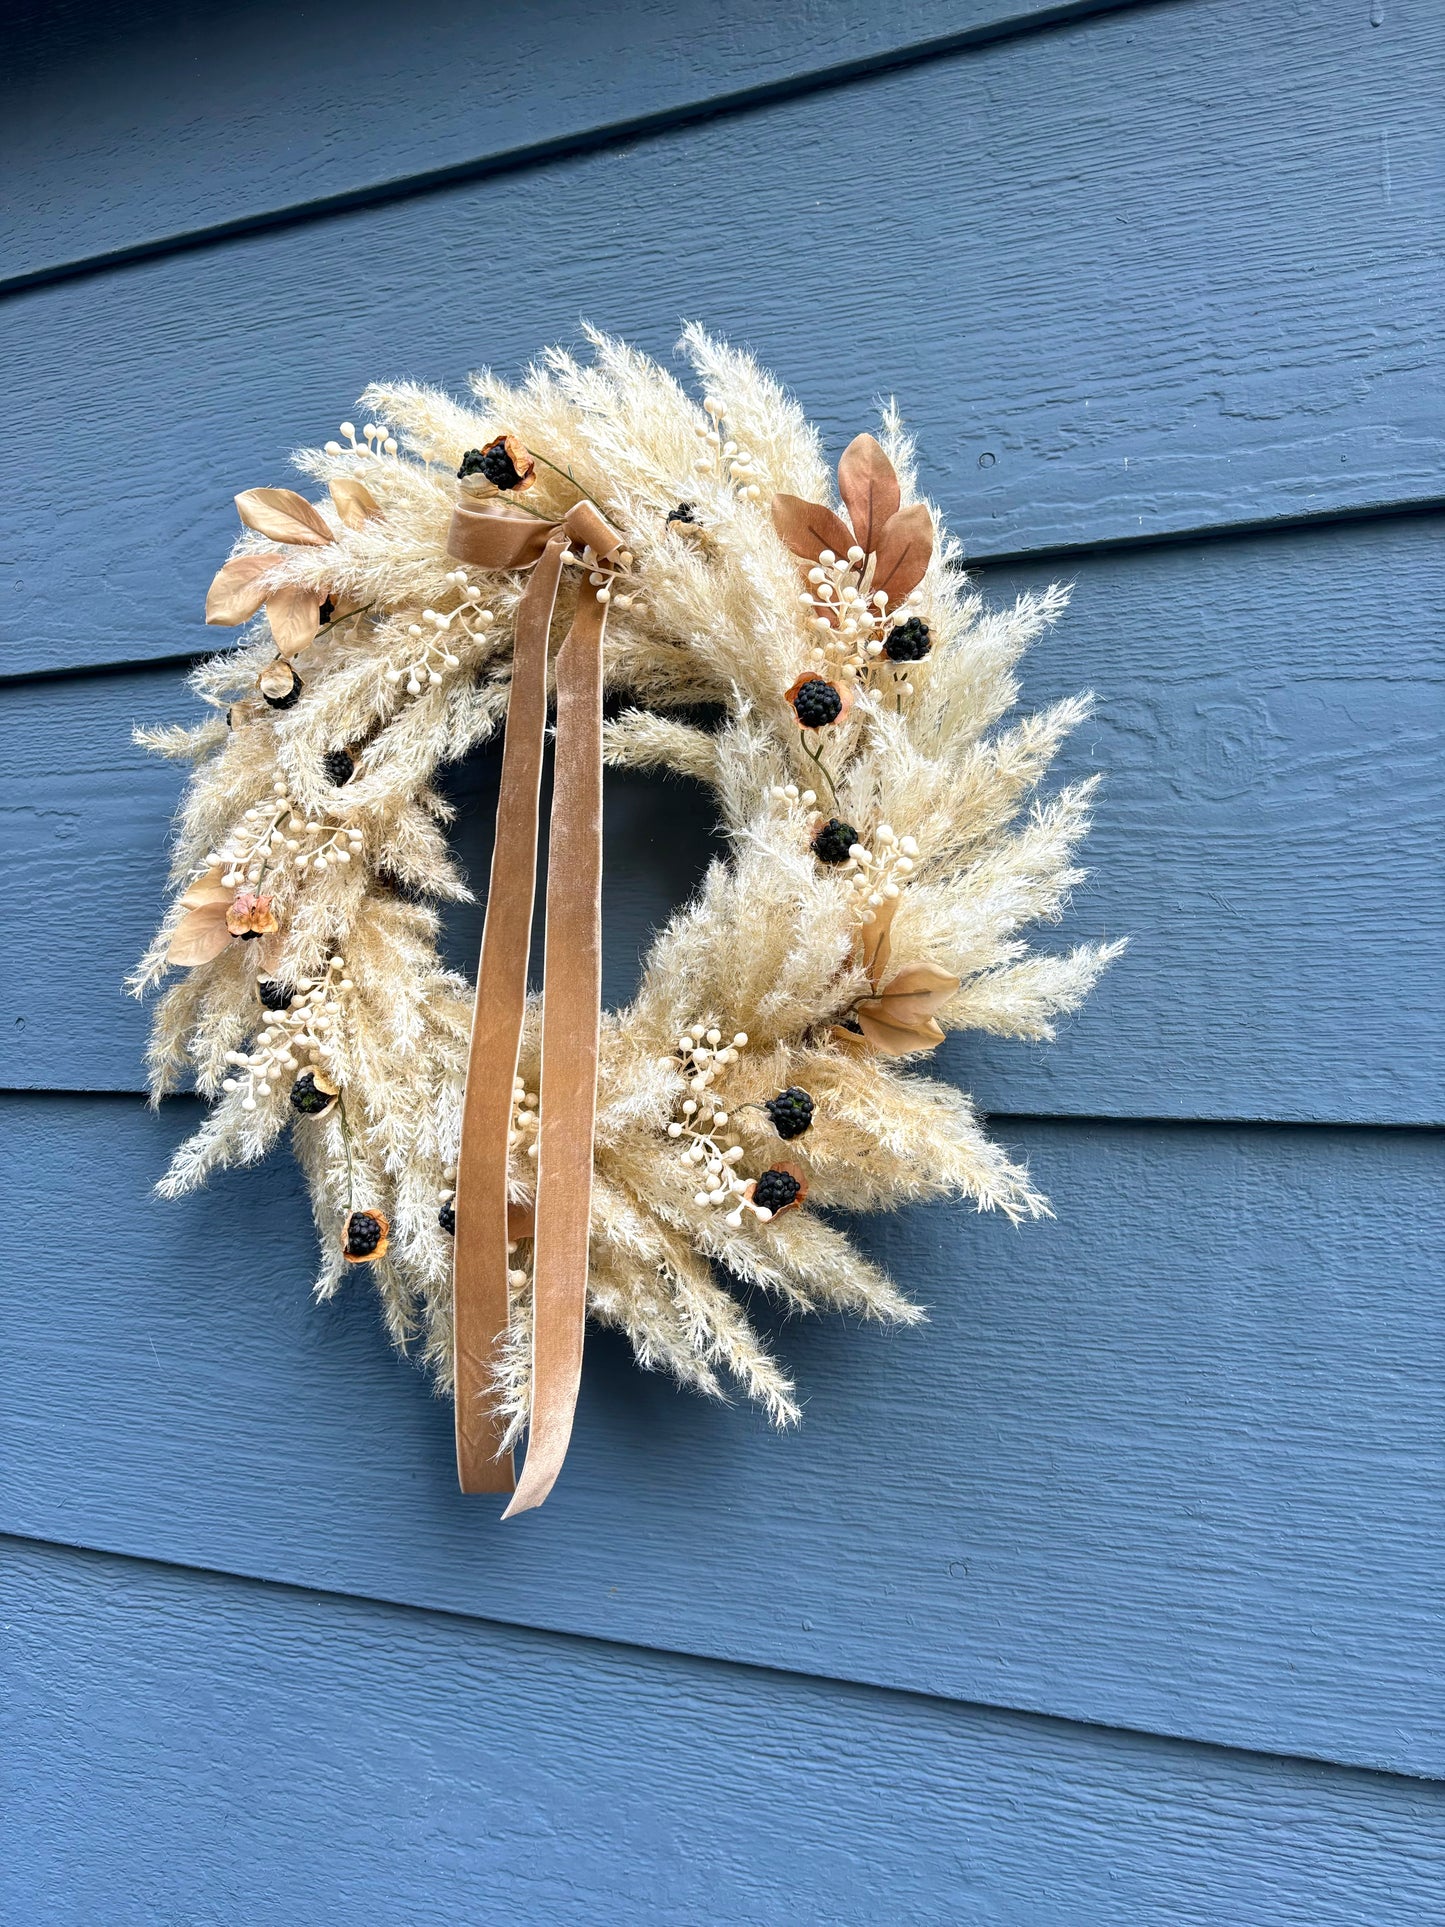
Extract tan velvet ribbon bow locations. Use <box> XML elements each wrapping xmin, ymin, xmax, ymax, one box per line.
<box><xmin>446</xmin><ymin>491</ymin><xmax>621</xmax><ymax>1516</ymax></box>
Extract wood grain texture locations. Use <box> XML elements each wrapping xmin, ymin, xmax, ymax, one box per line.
<box><xmin>5</xmin><ymin>516</ymin><xmax>1438</xmax><ymax>1123</ymax></box>
<box><xmin>4</xmin><ymin>0</ymin><xmax>1442</xmax><ymax>675</ymax></box>
<box><xmin>5</xmin><ymin>1095</ymin><xmax>1441</xmax><ymax>1777</ymax></box>
<box><xmin>0</xmin><ymin>0</ymin><xmax>1155</xmax><ymax>288</ymax></box>
<box><xmin>7</xmin><ymin>1536</ymin><xmax>1443</xmax><ymax>1927</ymax></box>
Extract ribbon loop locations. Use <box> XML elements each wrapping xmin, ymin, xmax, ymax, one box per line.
<box><xmin>447</xmin><ymin>488</ymin><xmax>616</xmax><ymax>1511</ymax></box>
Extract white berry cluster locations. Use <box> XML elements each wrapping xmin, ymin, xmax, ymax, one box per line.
<box><xmin>221</xmin><ymin>954</ymin><xmax>352</xmax><ymax>1111</ymax></box>
<box><xmin>323</xmin><ymin>419</ymin><xmax>398</xmax><ymax>459</ymax></box>
<box><xmin>666</xmin><ymin>1023</ymin><xmax>780</xmax><ymax>1226</ymax></box>
<box><xmin>797</xmin><ymin>547</ymin><xmax>925</xmax><ymax>688</ymax></box>
<box><xmin>509</xmin><ymin>1076</ymin><xmax>540</xmax><ymax>1160</ymax></box>
<box><xmin>843</xmin><ymin>823</ymin><xmax>920</xmax><ymax>923</ymax></box>
<box><xmin>211</xmin><ymin>777</ymin><xmax>364</xmax><ymax>889</ymax></box>
<box><xmin>387</xmin><ymin>570</ymin><xmax>496</xmax><ymax>699</ymax></box>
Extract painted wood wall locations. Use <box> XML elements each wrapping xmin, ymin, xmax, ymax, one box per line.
<box><xmin>4</xmin><ymin>1</ymin><xmax>1442</xmax><ymax>1919</ymax></box>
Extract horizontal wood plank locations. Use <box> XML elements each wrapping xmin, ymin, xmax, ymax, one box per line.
<box><xmin>5</xmin><ymin>1096</ymin><xmax>1441</xmax><ymax>1776</ymax></box>
<box><xmin>3</xmin><ymin>0</ymin><xmax>1441</xmax><ymax>675</ymax></box>
<box><xmin>8</xmin><ymin>1536</ymin><xmax>1442</xmax><ymax>1927</ymax></box>
<box><xmin>3</xmin><ymin>516</ymin><xmax>1437</xmax><ymax>1123</ymax></box>
<box><xmin>1</xmin><ymin>0</ymin><xmax>1151</xmax><ymax>288</ymax></box>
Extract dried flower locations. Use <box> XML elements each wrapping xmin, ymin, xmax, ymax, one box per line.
<box><xmin>225</xmin><ymin>891</ymin><xmax>279</xmax><ymax>940</ymax></box>
<box><xmin>343</xmin><ymin>1209</ymin><xmax>389</xmax><ymax>1263</ymax></box>
<box><xmin>458</xmin><ymin>435</ymin><xmax>535</xmax><ymax>493</ymax></box>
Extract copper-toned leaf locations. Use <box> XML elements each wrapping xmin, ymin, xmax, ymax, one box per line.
<box><xmin>853</xmin><ymin>961</ymin><xmax>959</xmax><ymax>1055</ymax></box>
<box><xmin>837</xmin><ymin>434</ymin><xmax>901</xmax><ymax>556</ymax></box>
<box><xmin>871</xmin><ymin>503</ymin><xmax>934</xmax><ymax>605</ymax></box>
<box><xmin>328</xmin><ymin>478</ymin><xmax>383</xmax><ymax>530</ymax></box>
<box><xmin>266</xmin><ymin>585</ymin><xmax>323</xmax><ymax>656</ymax></box>
<box><xmin>205</xmin><ymin>553</ymin><xmax>273</xmax><ymax>626</ymax></box>
<box><xmin>770</xmin><ymin>493</ymin><xmax>855</xmax><ymax>563</ymax></box>
<box><xmin>167</xmin><ymin>903</ymin><xmax>233</xmax><ymax>967</ymax></box>
<box><xmin>235</xmin><ymin>487</ymin><xmax>332</xmax><ymax>547</ymax></box>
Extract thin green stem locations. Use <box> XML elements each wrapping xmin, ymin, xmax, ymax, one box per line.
<box><xmin>800</xmin><ymin>732</ymin><xmax>840</xmax><ymax>808</ymax></box>
<box><xmin>337</xmin><ymin>1098</ymin><xmax>356</xmax><ymax>1210</ymax></box>
<box><xmin>528</xmin><ymin>449</ymin><xmax>608</xmax><ymax>516</ymax></box>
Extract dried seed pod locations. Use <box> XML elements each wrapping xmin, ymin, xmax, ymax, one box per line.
<box><xmin>258</xmin><ymin>660</ymin><xmax>302</xmax><ymax>709</ymax></box>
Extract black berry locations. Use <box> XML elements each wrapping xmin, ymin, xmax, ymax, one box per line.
<box><xmin>459</xmin><ymin>441</ymin><xmax>526</xmax><ymax>490</ymax></box>
<box><xmin>322</xmin><ymin>748</ymin><xmax>355</xmax><ymax>786</ymax></box>
<box><xmin>791</xmin><ymin>678</ymin><xmax>843</xmax><ymax>729</ymax></box>
<box><xmin>257</xmin><ymin>978</ymin><xmax>294</xmax><ymax>1011</ymax></box>
<box><xmin>666</xmin><ymin>503</ymin><xmax>697</xmax><ymax>524</ymax></box>
<box><xmin>439</xmin><ymin>1200</ymin><xmax>456</xmax><ymax>1235</ymax></box>
<box><xmin>765</xmin><ymin>1087</ymin><xmax>814</xmax><ymax>1139</ymax></box>
<box><xmin>261</xmin><ymin>665</ymin><xmax>302</xmax><ymax>710</ymax></box>
<box><xmin>752</xmin><ymin>1167</ymin><xmax>802</xmax><ymax>1214</ymax></box>
<box><xmin>289</xmin><ymin>1071</ymin><xmax>336</xmax><ymax>1118</ymax></box>
<box><xmin>318</xmin><ymin>595</ymin><xmax>337</xmax><ymax>627</ymax></box>
<box><xmin>812</xmin><ymin>817</ymin><xmax>858</xmax><ymax>866</ymax></box>
<box><xmin>884</xmin><ymin>617</ymin><xmax>932</xmax><ymax>662</ymax></box>
<box><xmin>343</xmin><ymin>1209</ymin><xmax>387</xmax><ymax>1260</ymax></box>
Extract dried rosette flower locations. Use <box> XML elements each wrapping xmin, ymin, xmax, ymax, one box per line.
<box><xmin>225</xmin><ymin>891</ymin><xmax>279</xmax><ymax>940</ymax></box>
<box><xmin>458</xmin><ymin>435</ymin><xmax>536</xmax><ymax>494</ymax></box>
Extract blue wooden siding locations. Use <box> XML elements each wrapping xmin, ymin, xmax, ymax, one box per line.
<box><xmin>3</xmin><ymin>1</ymin><xmax>1442</xmax><ymax>1920</ymax></box>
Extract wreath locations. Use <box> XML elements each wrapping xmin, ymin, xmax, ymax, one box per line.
<box><xmin>133</xmin><ymin>328</ymin><xmax>1120</xmax><ymax>1514</ymax></box>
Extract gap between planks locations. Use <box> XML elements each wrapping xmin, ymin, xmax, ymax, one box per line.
<box><xmin>0</xmin><ymin>0</ymin><xmax>1178</xmax><ymax>301</ymax></box>
<box><xmin>4</xmin><ymin>494</ymin><xmax>1442</xmax><ymax>696</ymax></box>
<box><xmin>8</xmin><ymin>1526</ymin><xmax>1440</xmax><ymax>1789</ymax></box>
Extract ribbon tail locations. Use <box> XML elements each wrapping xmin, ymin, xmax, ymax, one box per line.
<box><xmin>503</xmin><ymin>581</ymin><xmax>607</xmax><ymax>1517</ymax></box>
<box><xmin>452</xmin><ymin>531</ymin><xmax>569</xmax><ymax>1494</ymax></box>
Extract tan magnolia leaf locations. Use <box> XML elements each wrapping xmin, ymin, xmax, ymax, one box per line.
<box><xmin>837</xmin><ymin>434</ymin><xmax>901</xmax><ymax>557</ymax></box>
<box><xmin>871</xmin><ymin>503</ymin><xmax>934</xmax><ymax>605</ymax></box>
<box><xmin>205</xmin><ymin>553</ymin><xmax>273</xmax><ymax>626</ymax></box>
<box><xmin>167</xmin><ymin>902</ymin><xmax>233</xmax><ymax>967</ymax></box>
<box><xmin>235</xmin><ymin>487</ymin><xmax>332</xmax><ymax>547</ymax></box>
<box><xmin>179</xmin><ymin>866</ymin><xmax>233</xmax><ymax>912</ymax></box>
<box><xmin>854</xmin><ymin>962</ymin><xmax>959</xmax><ymax>1056</ymax></box>
<box><xmin>770</xmin><ymin>492</ymin><xmax>855</xmax><ymax>563</ymax></box>
<box><xmin>266</xmin><ymin>584</ymin><xmax>324</xmax><ymax>656</ymax></box>
<box><xmin>328</xmin><ymin>478</ymin><xmax>383</xmax><ymax>529</ymax></box>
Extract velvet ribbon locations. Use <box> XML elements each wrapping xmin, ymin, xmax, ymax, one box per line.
<box><xmin>446</xmin><ymin>493</ymin><xmax>618</xmax><ymax>1515</ymax></box>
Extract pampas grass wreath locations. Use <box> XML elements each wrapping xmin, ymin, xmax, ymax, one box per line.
<box><xmin>133</xmin><ymin>326</ymin><xmax>1122</xmax><ymax>1457</ymax></box>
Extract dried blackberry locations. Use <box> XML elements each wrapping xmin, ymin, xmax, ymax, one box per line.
<box><xmin>458</xmin><ymin>434</ymin><xmax>534</xmax><ymax>492</ymax></box>
<box><xmin>343</xmin><ymin>1209</ymin><xmax>389</xmax><ymax>1262</ymax></box>
<box><xmin>812</xmin><ymin>817</ymin><xmax>858</xmax><ymax>866</ymax></box>
<box><xmin>289</xmin><ymin>1070</ymin><xmax>338</xmax><ymax>1119</ymax></box>
<box><xmin>439</xmin><ymin>1200</ymin><xmax>456</xmax><ymax>1235</ymax></box>
<box><xmin>321</xmin><ymin>748</ymin><xmax>355</xmax><ymax>786</ymax></box>
<box><xmin>318</xmin><ymin>595</ymin><xmax>337</xmax><ymax>627</ymax></box>
<box><xmin>258</xmin><ymin>661</ymin><xmax>302</xmax><ymax>709</ymax></box>
<box><xmin>883</xmin><ymin>617</ymin><xmax>932</xmax><ymax>662</ymax></box>
<box><xmin>666</xmin><ymin>503</ymin><xmax>697</xmax><ymax>524</ymax></box>
<box><xmin>257</xmin><ymin>978</ymin><xmax>295</xmax><ymax>1011</ymax></box>
<box><xmin>752</xmin><ymin>1167</ymin><xmax>802</xmax><ymax>1215</ymax></box>
<box><xmin>791</xmin><ymin>678</ymin><xmax>843</xmax><ymax>729</ymax></box>
<box><xmin>764</xmin><ymin>1087</ymin><xmax>814</xmax><ymax>1139</ymax></box>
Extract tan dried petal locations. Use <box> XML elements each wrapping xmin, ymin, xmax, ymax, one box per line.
<box><xmin>871</xmin><ymin>503</ymin><xmax>934</xmax><ymax>605</ymax></box>
<box><xmin>167</xmin><ymin>902</ymin><xmax>233</xmax><ymax>967</ymax></box>
<box><xmin>226</xmin><ymin>891</ymin><xmax>279</xmax><ymax>938</ymax></box>
<box><xmin>852</xmin><ymin>960</ymin><xmax>959</xmax><ymax>1055</ymax></box>
<box><xmin>235</xmin><ymin>487</ymin><xmax>333</xmax><ymax>547</ymax></box>
<box><xmin>836</xmin><ymin>434</ymin><xmax>901</xmax><ymax>556</ymax></box>
<box><xmin>857</xmin><ymin>893</ymin><xmax>899</xmax><ymax>988</ymax></box>
<box><xmin>258</xmin><ymin>660</ymin><xmax>300</xmax><ymax>702</ymax></box>
<box><xmin>770</xmin><ymin>493</ymin><xmax>855</xmax><ymax>563</ymax></box>
<box><xmin>328</xmin><ymin>478</ymin><xmax>383</xmax><ymax>529</ymax></box>
<box><xmin>853</xmin><ymin>1005</ymin><xmax>947</xmax><ymax>1056</ymax></box>
<box><xmin>205</xmin><ymin>553</ymin><xmax>273</xmax><ymax>626</ymax></box>
<box><xmin>266</xmin><ymin>584</ymin><xmax>324</xmax><ymax>656</ymax></box>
